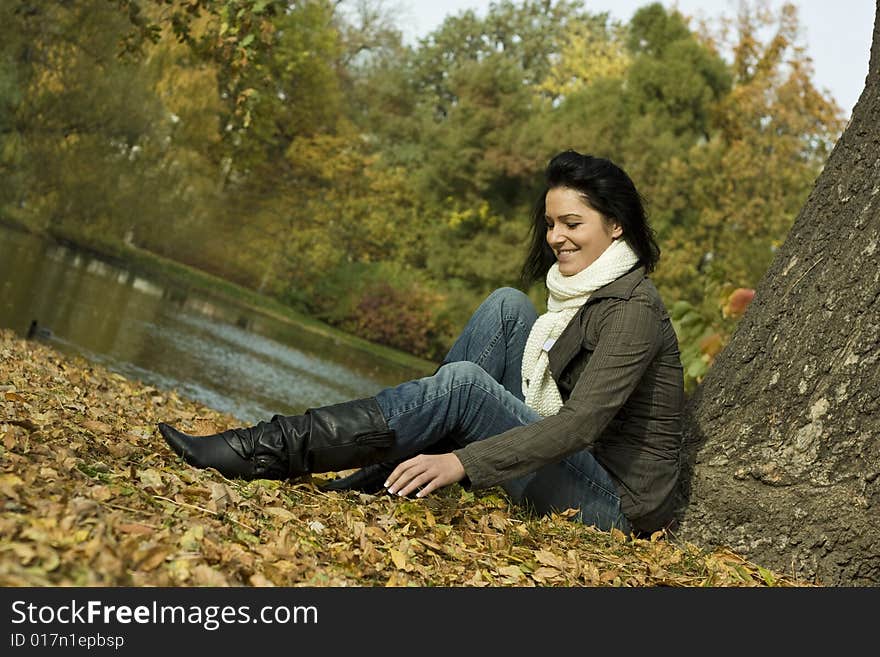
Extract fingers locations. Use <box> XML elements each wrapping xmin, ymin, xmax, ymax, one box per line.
<box><xmin>384</xmin><ymin>453</ymin><xmax>466</xmax><ymax>499</ymax></box>
<box><xmin>385</xmin><ymin>455</ymin><xmax>432</xmax><ymax>497</ymax></box>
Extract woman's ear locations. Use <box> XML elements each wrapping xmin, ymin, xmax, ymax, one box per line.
<box><xmin>611</xmin><ymin>224</ymin><xmax>623</xmax><ymax>239</ymax></box>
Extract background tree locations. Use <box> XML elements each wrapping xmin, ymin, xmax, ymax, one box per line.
<box><xmin>0</xmin><ymin>0</ymin><xmax>847</xmax><ymax>374</ymax></box>
<box><xmin>674</xmin><ymin>0</ymin><xmax>879</xmax><ymax>586</ymax></box>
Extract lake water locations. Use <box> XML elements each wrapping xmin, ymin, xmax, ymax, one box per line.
<box><xmin>0</xmin><ymin>223</ymin><xmax>432</xmax><ymax>423</ymax></box>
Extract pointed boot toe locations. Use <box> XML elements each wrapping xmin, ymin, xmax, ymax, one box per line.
<box><xmin>157</xmin><ymin>422</ymin><xmax>255</xmax><ymax>479</ymax></box>
<box><xmin>158</xmin><ymin>422</ymin><xmax>191</xmax><ymax>459</ymax></box>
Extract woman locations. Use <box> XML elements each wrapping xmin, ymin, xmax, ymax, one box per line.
<box><xmin>159</xmin><ymin>150</ymin><xmax>684</xmax><ymax>535</ymax></box>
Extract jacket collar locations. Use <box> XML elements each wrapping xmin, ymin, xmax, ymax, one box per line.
<box><xmin>586</xmin><ymin>265</ymin><xmax>646</xmax><ymax>303</ymax></box>
<box><xmin>546</xmin><ymin>265</ymin><xmax>647</xmax><ymax>380</ymax></box>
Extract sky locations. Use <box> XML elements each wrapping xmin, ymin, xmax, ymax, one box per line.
<box><xmin>396</xmin><ymin>0</ymin><xmax>876</xmax><ymax>117</ymax></box>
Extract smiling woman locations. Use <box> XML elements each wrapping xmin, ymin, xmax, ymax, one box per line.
<box><xmin>157</xmin><ymin>150</ymin><xmax>685</xmax><ymax>537</ymax></box>
<box><xmin>545</xmin><ymin>188</ymin><xmax>623</xmax><ymax>276</ymax></box>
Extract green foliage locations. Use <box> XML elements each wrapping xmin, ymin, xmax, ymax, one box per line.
<box><xmin>669</xmin><ymin>300</ymin><xmax>714</xmax><ymax>394</ymax></box>
<box><xmin>2</xmin><ymin>0</ymin><xmax>845</xmax><ymax>384</ymax></box>
<box><xmin>305</xmin><ymin>261</ymin><xmax>455</xmax><ymax>361</ymax></box>
<box><xmin>670</xmin><ymin>285</ymin><xmax>756</xmax><ymax>394</ymax></box>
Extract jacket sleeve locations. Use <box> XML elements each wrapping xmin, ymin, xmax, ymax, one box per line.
<box><xmin>453</xmin><ymin>293</ymin><xmax>663</xmax><ymax>489</ymax></box>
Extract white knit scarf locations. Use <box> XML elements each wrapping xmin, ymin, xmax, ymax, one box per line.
<box><xmin>522</xmin><ymin>239</ymin><xmax>640</xmax><ymax>417</ymax></box>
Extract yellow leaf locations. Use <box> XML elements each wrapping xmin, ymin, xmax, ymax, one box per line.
<box><xmin>389</xmin><ymin>548</ymin><xmax>407</xmax><ymax>570</ymax></box>
<box><xmin>179</xmin><ymin>525</ymin><xmax>204</xmax><ymax>551</ymax></box>
<box><xmin>384</xmin><ymin>572</ymin><xmax>408</xmax><ymax>587</ymax></box>
<box><xmin>531</xmin><ymin>567</ymin><xmax>561</xmax><ymax>583</ymax></box>
<box><xmin>0</xmin><ymin>473</ymin><xmax>24</xmax><ymax>498</ymax></box>
<box><xmin>167</xmin><ymin>558</ymin><xmax>191</xmax><ymax>583</ymax></box>
<box><xmin>534</xmin><ymin>549</ymin><xmax>564</xmax><ymax>569</ymax></box>
<box><xmin>497</xmin><ymin>565</ymin><xmax>523</xmax><ymax>581</ymax></box>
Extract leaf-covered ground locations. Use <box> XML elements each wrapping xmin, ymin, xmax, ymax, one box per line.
<box><xmin>0</xmin><ymin>329</ymin><xmax>816</xmax><ymax>587</ymax></box>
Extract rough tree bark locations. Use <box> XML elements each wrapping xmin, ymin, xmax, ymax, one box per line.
<box><xmin>674</xmin><ymin>2</ymin><xmax>880</xmax><ymax>586</ymax></box>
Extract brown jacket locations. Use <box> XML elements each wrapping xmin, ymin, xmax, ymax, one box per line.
<box><xmin>453</xmin><ymin>267</ymin><xmax>684</xmax><ymax>533</ymax></box>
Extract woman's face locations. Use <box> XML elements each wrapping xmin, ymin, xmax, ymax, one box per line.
<box><xmin>545</xmin><ymin>187</ymin><xmax>622</xmax><ymax>276</ymax></box>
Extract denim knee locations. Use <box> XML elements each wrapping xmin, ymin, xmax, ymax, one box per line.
<box><xmin>485</xmin><ymin>287</ymin><xmax>537</xmax><ymax>323</ymax></box>
<box><xmin>435</xmin><ymin>360</ymin><xmax>491</xmax><ymax>387</ymax></box>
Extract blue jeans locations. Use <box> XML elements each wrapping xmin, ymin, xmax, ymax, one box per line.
<box><xmin>373</xmin><ymin>287</ymin><xmax>631</xmax><ymax>533</ymax></box>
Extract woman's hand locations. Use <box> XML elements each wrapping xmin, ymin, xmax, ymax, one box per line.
<box><xmin>385</xmin><ymin>453</ymin><xmax>466</xmax><ymax>498</ymax></box>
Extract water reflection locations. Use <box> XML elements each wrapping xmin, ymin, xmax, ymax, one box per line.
<box><xmin>0</xmin><ymin>224</ymin><xmax>431</xmax><ymax>422</ymax></box>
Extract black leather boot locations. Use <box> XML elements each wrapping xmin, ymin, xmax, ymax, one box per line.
<box><xmin>318</xmin><ymin>436</ymin><xmax>456</xmax><ymax>493</ymax></box>
<box><xmin>319</xmin><ymin>462</ymin><xmax>397</xmax><ymax>493</ymax></box>
<box><xmin>158</xmin><ymin>397</ymin><xmax>395</xmax><ymax>480</ymax></box>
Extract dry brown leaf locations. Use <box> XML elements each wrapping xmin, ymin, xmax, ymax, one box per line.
<box><xmin>189</xmin><ymin>418</ymin><xmax>226</xmax><ymax>435</ymax></box>
<box><xmin>116</xmin><ymin>522</ymin><xmax>156</xmax><ymax>536</ymax></box>
<box><xmin>88</xmin><ymin>485</ymin><xmax>112</xmax><ymax>502</ymax></box>
<box><xmin>534</xmin><ymin>549</ymin><xmax>564</xmax><ymax>569</ymax></box>
<box><xmin>497</xmin><ymin>565</ymin><xmax>523</xmax><ymax>580</ymax></box>
<box><xmin>0</xmin><ymin>329</ymin><xmax>806</xmax><ymax>589</ymax></box>
<box><xmin>192</xmin><ymin>564</ymin><xmax>229</xmax><ymax>586</ymax></box>
<box><xmin>81</xmin><ymin>419</ymin><xmax>112</xmax><ymax>435</ymax></box>
<box><xmin>136</xmin><ymin>546</ymin><xmax>170</xmax><ymax>571</ymax></box>
<box><xmin>264</xmin><ymin>506</ymin><xmax>297</xmax><ymax>522</ymax></box>
<box><xmin>531</xmin><ymin>567</ymin><xmax>561</xmax><ymax>582</ymax></box>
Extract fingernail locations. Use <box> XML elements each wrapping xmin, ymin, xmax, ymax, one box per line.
<box><xmin>397</xmin><ymin>491</ymin><xmax>404</xmax><ymax>497</ymax></box>
<box><xmin>387</xmin><ymin>487</ymin><xmax>396</xmax><ymax>494</ymax></box>
<box><xmin>383</xmin><ymin>481</ymin><xmax>390</xmax><ymax>488</ymax></box>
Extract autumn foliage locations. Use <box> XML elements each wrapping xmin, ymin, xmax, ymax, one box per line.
<box><xmin>0</xmin><ymin>330</ymin><xmax>811</xmax><ymax>586</ymax></box>
<box><xmin>0</xmin><ymin>1</ymin><xmax>843</xmax><ymax>381</ymax></box>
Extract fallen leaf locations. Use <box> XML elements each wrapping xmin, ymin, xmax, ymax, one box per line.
<box><xmin>136</xmin><ymin>546</ymin><xmax>169</xmax><ymax>571</ymax></box>
<box><xmin>264</xmin><ymin>506</ymin><xmax>297</xmax><ymax>522</ymax></box>
<box><xmin>179</xmin><ymin>525</ymin><xmax>204</xmax><ymax>551</ymax></box>
<box><xmin>249</xmin><ymin>573</ymin><xmax>275</xmax><ymax>587</ymax></box>
<box><xmin>138</xmin><ymin>468</ymin><xmax>164</xmax><ymax>491</ymax></box>
<box><xmin>389</xmin><ymin>548</ymin><xmax>408</xmax><ymax>570</ymax></box>
<box><xmin>81</xmin><ymin>419</ymin><xmax>112</xmax><ymax>435</ymax></box>
<box><xmin>531</xmin><ymin>567</ymin><xmax>561</xmax><ymax>583</ymax></box>
<box><xmin>497</xmin><ymin>565</ymin><xmax>523</xmax><ymax>581</ymax></box>
<box><xmin>88</xmin><ymin>485</ymin><xmax>112</xmax><ymax>502</ymax></box>
<box><xmin>534</xmin><ymin>549</ymin><xmax>564</xmax><ymax>569</ymax></box>
<box><xmin>192</xmin><ymin>564</ymin><xmax>229</xmax><ymax>586</ymax></box>
<box><xmin>116</xmin><ymin>523</ymin><xmax>155</xmax><ymax>536</ymax></box>
<box><xmin>0</xmin><ymin>473</ymin><xmax>24</xmax><ymax>498</ymax></box>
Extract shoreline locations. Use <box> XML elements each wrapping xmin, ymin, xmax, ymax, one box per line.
<box><xmin>0</xmin><ymin>216</ymin><xmax>437</xmax><ymax>376</ymax></box>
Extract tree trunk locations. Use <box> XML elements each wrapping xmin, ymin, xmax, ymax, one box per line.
<box><xmin>674</xmin><ymin>1</ymin><xmax>880</xmax><ymax>586</ymax></box>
